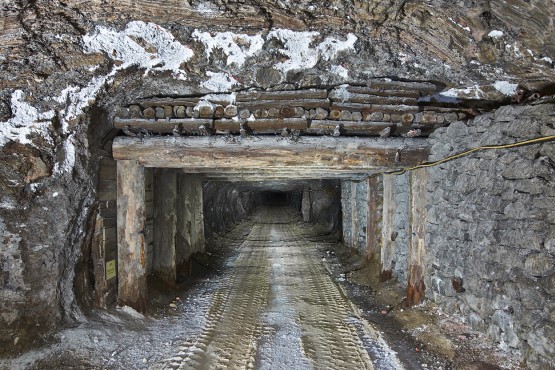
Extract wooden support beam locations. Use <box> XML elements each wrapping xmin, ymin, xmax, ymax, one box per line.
<box><xmin>237</xmin><ymin>99</ymin><xmax>330</xmax><ymax>110</ymax></box>
<box><xmin>366</xmin><ymin>176</ymin><xmax>379</xmax><ymax>260</ymax></box>
<box><xmin>114</xmin><ymin>118</ymin><xmax>213</xmax><ymax>134</ymax></box>
<box><xmin>112</xmin><ymin>137</ymin><xmax>429</xmax><ymax>173</ymax></box>
<box><xmin>407</xmin><ymin>168</ymin><xmax>428</xmax><ymax>307</ymax></box>
<box><xmin>117</xmin><ymin>160</ymin><xmax>147</xmax><ymax>312</ymax></box>
<box><xmin>308</xmin><ymin>120</ymin><xmax>393</xmax><ymax>136</ymax></box>
<box><xmin>236</xmin><ymin>89</ymin><xmax>328</xmax><ymax>102</ymax></box>
<box><xmin>350</xmin><ymin>181</ymin><xmax>358</xmax><ymax>251</ymax></box>
<box><xmin>380</xmin><ymin>174</ymin><xmax>395</xmax><ymax>281</ymax></box>
<box><xmin>215</xmin><ymin>118</ymin><xmax>307</xmax><ymax>134</ymax></box>
<box><xmin>302</xmin><ymin>185</ymin><xmax>311</xmax><ymax>222</ymax></box>
<box><xmin>153</xmin><ymin>169</ymin><xmax>177</xmax><ymax>287</ymax></box>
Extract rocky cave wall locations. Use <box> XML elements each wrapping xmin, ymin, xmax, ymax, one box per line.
<box><xmin>203</xmin><ymin>179</ymin><xmax>341</xmax><ymax>238</ymax></box>
<box><xmin>0</xmin><ymin>0</ymin><xmax>554</xmax><ymax>361</ymax></box>
<box><xmin>426</xmin><ymin>103</ymin><xmax>555</xmax><ymax>368</ymax></box>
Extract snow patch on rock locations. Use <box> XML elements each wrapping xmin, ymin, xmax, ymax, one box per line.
<box><xmin>83</xmin><ymin>21</ymin><xmax>193</xmax><ymax>80</ymax></box>
<box><xmin>201</xmin><ymin>72</ymin><xmax>239</xmax><ymax>92</ymax></box>
<box><xmin>440</xmin><ymin>85</ymin><xmax>484</xmax><ymax>99</ymax></box>
<box><xmin>192</xmin><ymin>30</ymin><xmax>264</xmax><ymax>67</ymax></box>
<box><xmin>268</xmin><ymin>29</ymin><xmax>357</xmax><ymax>72</ymax></box>
<box><xmin>0</xmin><ymin>90</ymin><xmax>55</xmax><ymax>147</ymax></box>
<box><xmin>488</xmin><ymin>30</ymin><xmax>504</xmax><ymax>39</ymax></box>
<box><xmin>328</xmin><ymin>65</ymin><xmax>350</xmax><ymax>79</ymax></box>
<box><xmin>493</xmin><ymin>81</ymin><xmax>518</xmax><ymax>96</ymax></box>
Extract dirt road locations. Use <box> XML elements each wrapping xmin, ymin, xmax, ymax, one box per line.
<box><xmin>156</xmin><ymin>206</ymin><xmax>402</xmax><ymax>369</ymax></box>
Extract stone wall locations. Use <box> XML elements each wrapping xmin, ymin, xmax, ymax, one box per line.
<box><xmin>426</xmin><ymin>103</ymin><xmax>555</xmax><ymax>369</ymax></box>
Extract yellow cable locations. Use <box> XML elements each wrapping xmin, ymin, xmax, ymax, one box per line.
<box><xmin>381</xmin><ymin>135</ymin><xmax>555</xmax><ymax>176</ymax></box>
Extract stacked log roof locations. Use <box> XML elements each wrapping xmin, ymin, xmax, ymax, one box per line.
<box><xmin>115</xmin><ymin>80</ymin><xmax>476</xmax><ymax>138</ymax></box>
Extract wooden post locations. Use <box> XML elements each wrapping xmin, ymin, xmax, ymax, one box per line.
<box><xmin>191</xmin><ymin>175</ymin><xmax>205</xmax><ymax>253</ymax></box>
<box><xmin>366</xmin><ymin>176</ymin><xmax>378</xmax><ymax>260</ymax></box>
<box><xmin>380</xmin><ymin>174</ymin><xmax>395</xmax><ymax>281</ymax></box>
<box><xmin>117</xmin><ymin>160</ymin><xmax>147</xmax><ymax>312</ymax></box>
<box><xmin>350</xmin><ymin>181</ymin><xmax>358</xmax><ymax>251</ymax></box>
<box><xmin>153</xmin><ymin>168</ymin><xmax>177</xmax><ymax>287</ymax></box>
<box><xmin>176</xmin><ymin>174</ymin><xmax>192</xmax><ymax>273</ymax></box>
<box><xmin>302</xmin><ymin>185</ymin><xmax>311</xmax><ymax>222</ymax></box>
<box><xmin>407</xmin><ymin>168</ymin><xmax>428</xmax><ymax>306</ymax></box>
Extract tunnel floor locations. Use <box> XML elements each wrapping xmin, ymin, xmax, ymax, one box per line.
<box><xmin>157</xmin><ymin>206</ymin><xmax>385</xmax><ymax>369</ymax></box>
<box><xmin>1</xmin><ymin>207</ymin><xmax>522</xmax><ymax>370</ymax></box>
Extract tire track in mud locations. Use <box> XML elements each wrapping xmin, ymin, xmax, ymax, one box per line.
<box><xmin>157</xmin><ymin>207</ymin><xmax>400</xmax><ymax>369</ymax></box>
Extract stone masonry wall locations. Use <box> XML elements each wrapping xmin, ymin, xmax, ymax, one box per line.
<box><xmin>426</xmin><ymin>103</ymin><xmax>555</xmax><ymax>369</ymax></box>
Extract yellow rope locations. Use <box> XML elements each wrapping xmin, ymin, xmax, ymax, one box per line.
<box><xmin>382</xmin><ymin>135</ymin><xmax>555</xmax><ymax>176</ymax></box>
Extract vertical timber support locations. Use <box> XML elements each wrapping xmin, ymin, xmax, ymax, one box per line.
<box><xmin>192</xmin><ymin>175</ymin><xmax>205</xmax><ymax>253</ymax></box>
<box><xmin>407</xmin><ymin>168</ymin><xmax>428</xmax><ymax>306</ymax></box>
<box><xmin>366</xmin><ymin>176</ymin><xmax>378</xmax><ymax>260</ymax></box>
<box><xmin>176</xmin><ymin>174</ymin><xmax>192</xmax><ymax>273</ymax></box>
<box><xmin>117</xmin><ymin>160</ymin><xmax>147</xmax><ymax>312</ymax></box>
<box><xmin>302</xmin><ymin>185</ymin><xmax>311</xmax><ymax>222</ymax></box>
<box><xmin>180</xmin><ymin>174</ymin><xmax>205</xmax><ymax>255</ymax></box>
<box><xmin>350</xmin><ymin>181</ymin><xmax>358</xmax><ymax>250</ymax></box>
<box><xmin>153</xmin><ymin>168</ymin><xmax>177</xmax><ymax>287</ymax></box>
<box><xmin>340</xmin><ymin>180</ymin><xmax>351</xmax><ymax>247</ymax></box>
<box><xmin>380</xmin><ymin>174</ymin><xmax>395</xmax><ymax>281</ymax></box>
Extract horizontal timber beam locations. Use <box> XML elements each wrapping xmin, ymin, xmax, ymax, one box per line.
<box><xmin>112</xmin><ymin>136</ymin><xmax>429</xmax><ymax>172</ymax></box>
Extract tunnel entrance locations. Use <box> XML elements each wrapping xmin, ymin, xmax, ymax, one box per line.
<box><xmin>108</xmin><ymin>81</ymin><xmax>478</xmax><ymax>311</ymax></box>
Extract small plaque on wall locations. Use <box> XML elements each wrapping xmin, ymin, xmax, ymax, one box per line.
<box><xmin>106</xmin><ymin>260</ymin><xmax>116</xmax><ymax>280</ymax></box>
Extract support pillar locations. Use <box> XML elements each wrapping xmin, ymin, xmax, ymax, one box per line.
<box><xmin>380</xmin><ymin>174</ymin><xmax>395</xmax><ymax>281</ymax></box>
<box><xmin>350</xmin><ymin>181</ymin><xmax>358</xmax><ymax>250</ymax></box>
<box><xmin>366</xmin><ymin>176</ymin><xmax>379</xmax><ymax>260</ymax></box>
<box><xmin>179</xmin><ymin>174</ymin><xmax>205</xmax><ymax>256</ymax></box>
<box><xmin>407</xmin><ymin>168</ymin><xmax>428</xmax><ymax>306</ymax></box>
<box><xmin>302</xmin><ymin>185</ymin><xmax>311</xmax><ymax>222</ymax></box>
<box><xmin>117</xmin><ymin>160</ymin><xmax>147</xmax><ymax>312</ymax></box>
<box><xmin>153</xmin><ymin>168</ymin><xmax>177</xmax><ymax>287</ymax></box>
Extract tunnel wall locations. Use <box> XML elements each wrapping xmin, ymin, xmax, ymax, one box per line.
<box><xmin>203</xmin><ymin>182</ymin><xmax>255</xmax><ymax>237</ymax></box>
<box><xmin>425</xmin><ymin>103</ymin><xmax>555</xmax><ymax>369</ymax></box>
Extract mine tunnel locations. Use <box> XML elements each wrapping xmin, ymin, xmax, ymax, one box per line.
<box><xmin>1</xmin><ymin>3</ymin><xmax>555</xmax><ymax>367</ymax></box>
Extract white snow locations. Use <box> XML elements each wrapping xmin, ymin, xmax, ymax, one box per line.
<box><xmin>318</xmin><ymin>34</ymin><xmax>358</xmax><ymax>61</ymax></box>
<box><xmin>0</xmin><ymin>90</ymin><xmax>55</xmax><ymax>147</ymax></box>
<box><xmin>52</xmin><ymin>135</ymin><xmax>76</xmax><ymax>175</ymax></box>
<box><xmin>328</xmin><ymin>65</ymin><xmax>350</xmax><ymax>79</ymax></box>
<box><xmin>117</xmin><ymin>305</ymin><xmax>145</xmax><ymax>319</ymax></box>
<box><xmin>268</xmin><ymin>29</ymin><xmax>357</xmax><ymax>72</ymax></box>
<box><xmin>493</xmin><ymin>81</ymin><xmax>518</xmax><ymax>96</ymax></box>
<box><xmin>54</xmin><ymin>74</ymin><xmax>113</xmax><ymax>132</ymax></box>
<box><xmin>440</xmin><ymin>85</ymin><xmax>483</xmax><ymax>99</ymax></box>
<box><xmin>192</xmin><ymin>30</ymin><xmax>264</xmax><ymax>67</ymax></box>
<box><xmin>488</xmin><ymin>30</ymin><xmax>504</xmax><ymax>39</ymax></box>
<box><xmin>201</xmin><ymin>71</ymin><xmax>238</xmax><ymax>92</ymax></box>
<box><xmin>541</xmin><ymin>56</ymin><xmax>554</xmax><ymax>64</ymax></box>
<box><xmin>83</xmin><ymin>21</ymin><xmax>194</xmax><ymax>80</ymax></box>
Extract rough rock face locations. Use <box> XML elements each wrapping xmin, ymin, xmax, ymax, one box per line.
<box><xmin>426</xmin><ymin>103</ymin><xmax>555</xmax><ymax>368</ymax></box>
<box><xmin>0</xmin><ymin>0</ymin><xmax>553</xmax><ymax>365</ymax></box>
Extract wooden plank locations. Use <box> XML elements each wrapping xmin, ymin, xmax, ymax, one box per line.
<box><xmin>114</xmin><ymin>118</ymin><xmax>213</xmax><ymax>133</ymax></box>
<box><xmin>407</xmin><ymin>168</ymin><xmax>428</xmax><ymax>307</ymax></box>
<box><xmin>308</xmin><ymin>120</ymin><xmax>393</xmax><ymax>136</ymax></box>
<box><xmin>236</xmin><ymin>89</ymin><xmax>328</xmax><ymax>102</ymax></box>
<box><xmin>380</xmin><ymin>174</ymin><xmax>395</xmax><ymax>281</ymax></box>
<box><xmin>153</xmin><ymin>168</ymin><xmax>177</xmax><ymax>287</ymax></box>
<box><xmin>237</xmin><ymin>98</ymin><xmax>330</xmax><ymax>110</ymax></box>
<box><xmin>112</xmin><ymin>137</ymin><xmax>430</xmax><ymax>172</ymax></box>
<box><xmin>367</xmin><ymin>176</ymin><xmax>379</xmax><ymax>260</ymax></box>
<box><xmin>331</xmin><ymin>103</ymin><xmax>420</xmax><ymax>114</ymax></box>
<box><xmin>329</xmin><ymin>91</ymin><xmax>418</xmax><ymax>105</ymax></box>
<box><xmin>367</xmin><ymin>80</ymin><xmax>439</xmax><ymax>93</ymax></box>
<box><xmin>117</xmin><ymin>160</ymin><xmax>147</xmax><ymax>312</ymax></box>
<box><xmin>214</xmin><ymin>118</ymin><xmax>308</xmax><ymax>134</ymax></box>
<box><xmin>346</xmin><ymin>86</ymin><xmax>422</xmax><ymax>98</ymax></box>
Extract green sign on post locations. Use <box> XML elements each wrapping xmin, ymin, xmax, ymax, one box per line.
<box><xmin>106</xmin><ymin>260</ymin><xmax>116</xmax><ymax>280</ymax></box>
